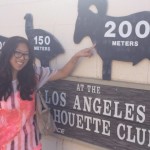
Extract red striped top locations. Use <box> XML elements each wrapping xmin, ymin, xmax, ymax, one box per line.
<box><xmin>0</xmin><ymin>67</ymin><xmax>52</xmax><ymax>150</ymax></box>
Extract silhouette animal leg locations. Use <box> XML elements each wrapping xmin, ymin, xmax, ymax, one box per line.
<box><xmin>102</xmin><ymin>60</ymin><xmax>111</xmax><ymax>80</ymax></box>
<box><xmin>40</xmin><ymin>58</ymin><xmax>50</xmax><ymax>67</ymax></box>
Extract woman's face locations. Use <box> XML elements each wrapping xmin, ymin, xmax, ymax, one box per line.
<box><xmin>10</xmin><ymin>43</ymin><xmax>30</xmax><ymax>77</ymax></box>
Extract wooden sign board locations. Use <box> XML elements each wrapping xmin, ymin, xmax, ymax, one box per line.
<box><xmin>40</xmin><ymin>78</ymin><xmax>150</xmax><ymax>150</ymax></box>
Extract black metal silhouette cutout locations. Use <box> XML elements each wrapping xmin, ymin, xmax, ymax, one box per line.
<box><xmin>0</xmin><ymin>35</ymin><xmax>8</xmax><ymax>52</ymax></box>
<box><xmin>74</xmin><ymin>0</ymin><xmax>150</xmax><ymax>80</ymax></box>
<box><xmin>24</xmin><ymin>13</ymin><xmax>64</xmax><ymax>67</ymax></box>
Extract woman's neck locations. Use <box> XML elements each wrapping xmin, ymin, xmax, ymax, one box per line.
<box><xmin>12</xmin><ymin>71</ymin><xmax>18</xmax><ymax>81</ymax></box>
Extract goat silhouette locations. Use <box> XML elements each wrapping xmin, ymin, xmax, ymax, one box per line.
<box><xmin>74</xmin><ymin>0</ymin><xmax>150</xmax><ymax>80</ymax></box>
<box><xmin>24</xmin><ymin>13</ymin><xmax>64</xmax><ymax>67</ymax></box>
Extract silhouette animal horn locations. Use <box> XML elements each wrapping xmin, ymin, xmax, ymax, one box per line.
<box><xmin>78</xmin><ymin>0</ymin><xmax>108</xmax><ymax>16</ymax></box>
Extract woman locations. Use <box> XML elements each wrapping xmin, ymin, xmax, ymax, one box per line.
<box><xmin>0</xmin><ymin>36</ymin><xmax>95</xmax><ymax>150</ymax></box>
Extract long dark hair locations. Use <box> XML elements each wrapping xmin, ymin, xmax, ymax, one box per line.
<box><xmin>0</xmin><ymin>36</ymin><xmax>37</xmax><ymax>101</ymax></box>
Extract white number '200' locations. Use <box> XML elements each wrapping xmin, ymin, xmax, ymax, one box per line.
<box><xmin>104</xmin><ymin>20</ymin><xmax>150</xmax><ymax>38</ymax></box>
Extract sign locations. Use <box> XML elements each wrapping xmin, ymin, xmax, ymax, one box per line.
<box><xmin>24</xmin><ymin>13</ymin><xmax>64</xmax><ymax>67</ymax></box>
<box><xmin>74</xmin><ymin>0</ymin><xmax>150</xmax><ymax>80</ymax></box>
<box><xmin>0</xmin><ymin>35</ymin><xmax>8</xmax><ymax>52</ymax></box>
<box><xmin>41</xmin><ymin>78</ymin><xmax>150</xmax><ymax>150</ymax></box>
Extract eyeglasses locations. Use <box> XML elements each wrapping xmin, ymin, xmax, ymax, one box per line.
<box><xmin>14</xmin><ymin>50</ymin><xmax>30</xmax><ymax>60</ymax></box>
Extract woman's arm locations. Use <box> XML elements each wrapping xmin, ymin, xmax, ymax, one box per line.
<box><xmin>49</xmin><ymin>44</ymin><xmax>96</xmax><ymax>81</ymax></box>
